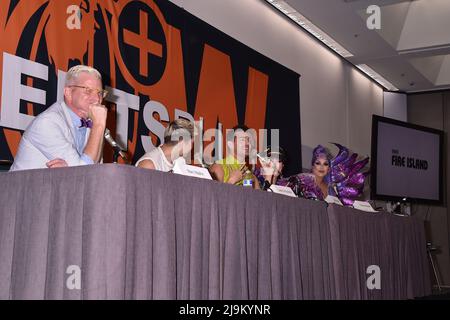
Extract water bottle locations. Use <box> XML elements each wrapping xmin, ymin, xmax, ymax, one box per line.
<box><xmin>243</xmin><ymin>170</ymin><xmax>253</xmax><ymax>187</ymax></box>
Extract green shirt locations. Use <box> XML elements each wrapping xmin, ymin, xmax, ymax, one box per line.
<box><xmin>216</xmin><ymin>156</ymin><xmax>245</xmax><ymax>185</ymax></box>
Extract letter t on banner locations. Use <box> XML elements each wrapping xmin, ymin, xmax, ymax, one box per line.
<box><xmin>105</xmin><ymin>87</ymin><xmax>140</xmax><ymax>149</ymax></box>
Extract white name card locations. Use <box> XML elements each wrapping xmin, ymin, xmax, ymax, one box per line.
<box><xmin>269</xmin><ymin>185</ymin><xmax>297</xmax><ymax>197</ymax></box>
<box><xmin>173</xmin><ymin>158</ymin><xmax>212</xmax><ymax>180</ymax></box>
<box><xmin>325</xmin><ymin>195</ymin><xmax>343</xmax><ymax>206</ymax></box>
<box><xmin>353</xmin><ymin>200</ymin><xmax>377</xmax><ymax>212</ymax></box>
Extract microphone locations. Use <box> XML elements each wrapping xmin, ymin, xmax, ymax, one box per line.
<box><xmin>256</xmin><ymin>151</ymin><xmax>271</xmax><ymax>164</ymax></box>
<box><xmin>104</xmin><ymin>128</ymin><xmax>127</xmax><ymax>160</ymax></box>
<box><xmin>256</xmin><ymin>152</ymin><xmax>279</xmax><ymax>184</ymax></box>
<box><xmin>392</xmin><ymin>197</ymin><xmax>407</xmax><ymax>214</ymax></box>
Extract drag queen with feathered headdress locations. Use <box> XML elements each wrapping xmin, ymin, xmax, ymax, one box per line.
<box><xmin>279</xmin><ymin>144</ymin><xmax>369</xmax><ymax>206</ymax></box>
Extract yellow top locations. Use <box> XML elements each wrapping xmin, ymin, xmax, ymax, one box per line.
<box><xmin>216</xmin><ymin>156</ymin><xmax>245</xmax><ymax>185</ymax></box>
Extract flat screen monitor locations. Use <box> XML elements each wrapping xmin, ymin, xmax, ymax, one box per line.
<box><xmin>371</xmin><ymin>115</ymin><xmax>444</xmax><ymax>204</ymax></box>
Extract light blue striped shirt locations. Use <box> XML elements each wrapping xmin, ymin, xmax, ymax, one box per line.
<box><xmin>67</xmin><ymin>108</ymin><xmax>94</xmax><ymax>165</ymax></box>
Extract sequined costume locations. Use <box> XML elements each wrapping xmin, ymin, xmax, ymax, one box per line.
<box><xmin>283</xmin><ymin>144</ymin><xmax>369</xmax><ymax>206</ymax></box>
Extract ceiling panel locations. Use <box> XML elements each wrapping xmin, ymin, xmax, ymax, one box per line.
<box><xmin>281</xmin><ymin>0</ymin><xmax>450</xmax><ymax>92</ymax></box>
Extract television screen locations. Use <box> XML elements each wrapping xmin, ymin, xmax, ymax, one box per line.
<box><xmin>371</xmin><ymin>115</ymin><xmax>444</xmax><ymax>204</ymax></box>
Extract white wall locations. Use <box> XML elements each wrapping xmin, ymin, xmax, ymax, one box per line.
<box><xmin>169</xmin><ymin>0</ymin><xmax>384</xmax><ymax>169</ymax></box>
<box><xmin>384</xmin><ymin>92</ymin><xmax>407</xmax><ymax>122</ymax></box>
<box><xmin>408</xmin><ymin>92</ymin><xmax>450</xmax><ymax>286</ymax></box>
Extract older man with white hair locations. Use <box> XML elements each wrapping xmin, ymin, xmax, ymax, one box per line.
<box><xmin>10</xmin><ymin>65</ymin><xmax>108</xmax><ymax>171</ymax></box>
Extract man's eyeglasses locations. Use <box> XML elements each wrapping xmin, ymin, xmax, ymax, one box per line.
<box><xmin>69</xmin><ymin>85</ymin><xmax>108</xmax><ymax>99</ymax></box>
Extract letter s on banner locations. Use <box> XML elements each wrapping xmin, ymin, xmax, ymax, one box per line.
<box><xmin>141</xmin><ymin>100</ymin><xmax>169</xmax><ymax>152</ymax></box>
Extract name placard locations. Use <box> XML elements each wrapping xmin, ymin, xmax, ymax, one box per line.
<box><xmin>353</xmin><ymin>200</ymin><xmax>377</xmax><ymax>212</ymax></box>
<box><xmin>173</xmin><ymin>158</ymin><xmax>212</xmax><ymax>180</ymax></box>
<box><xmin>325</xmin><ymin>195</ymin><xmax>343</xmax><ymax>206</ymax></box>
<box><xmin>269</xmin><ymin>185</ymin><xmax>297</xmax><ymax>197</ymax></box>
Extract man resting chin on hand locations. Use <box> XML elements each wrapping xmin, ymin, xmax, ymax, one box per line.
<box><xmin>10</xmin><ymin>65</ymin><xmax>108</xmax><ymax>171</ymax></box>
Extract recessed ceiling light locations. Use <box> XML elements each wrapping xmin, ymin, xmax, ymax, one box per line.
<box><xmin>356</xmin><ymin>64</ymin><xmax>399</xmax><ymax>91</ymax></box>
<box><xmin>264</xmin><ymin>0</ymin><xmax>353</xmax><ymax>58</ymax></box>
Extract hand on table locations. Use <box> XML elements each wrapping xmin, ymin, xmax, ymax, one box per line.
<box><xmin>46</xmin><ymin>158</ymin><xmax>68</xmax><ymax>168</ymax></box>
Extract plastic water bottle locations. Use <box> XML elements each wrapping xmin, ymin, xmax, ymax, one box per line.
<box><xmin>243</xmin><ymin>170</ymin><xmax>253</xmax><ymax>187</ymax></box>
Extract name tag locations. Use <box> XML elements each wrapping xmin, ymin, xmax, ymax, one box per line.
<box><xmin>269</xmin><ymin>185</ymin><xmax>297</xmax><ymax>197</ymax></box>
<box><xmin>353</xmin><ymin>200</ymin><xmax>377</xmax><ymax>212</ymax></box>
<box><xmin>325</xmin><ymin>195</ymin><xmax>343</xmax><ymax>206</ymax></box>
<box><xmin>173</xmin><ymin>158</ymin><xmax>212</xmax><ymax>180</ymax></box>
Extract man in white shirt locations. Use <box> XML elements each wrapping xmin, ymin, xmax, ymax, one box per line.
<box><xmin>10</xmin><ymin>65</ymin><xmax>107</xmax><ymax>171</ymax></box>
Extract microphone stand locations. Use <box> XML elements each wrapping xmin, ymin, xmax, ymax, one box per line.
<box><xmin>104</xmin><ymin>128</ymin><xmax>128</xmax><ymax>164</ymax></box>
<box><xmin>112</xmin><ymin>147</ymin><xmax>121</xmax><ymax>164</ymax></box>
<box><xmin>112</xmin><ymin>146</ymin><xmax>129</xmax><ymax>164</ymax></box>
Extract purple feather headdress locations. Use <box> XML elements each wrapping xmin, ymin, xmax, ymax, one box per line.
<box><xmin>279</xmin><ymin>143</ymin><xmax>369</xmax><ymax>205</ymax></box>
<box><xmin>311</xmin><ymin>145</ymin><xmax>331</xmax><ymax>166</ymax></box>
<box><xmin>311</xmin><ymin>145</ymin><xmax>333</xmax><ymax>184</ymax></box>
<box><xmin>329</xmin><ymin>143</ymin><xmax>370</xmax><ymax>206</ymax></box>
